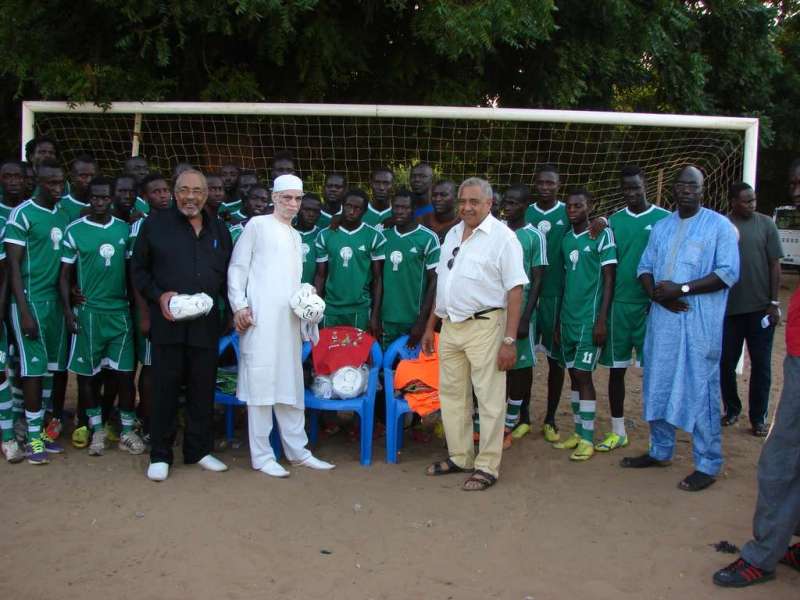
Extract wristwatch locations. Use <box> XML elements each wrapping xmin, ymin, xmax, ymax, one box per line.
<box><xmin>503</xmin><ymin>336</ymin><xmax>516</xmax><ymax>346</ymax></box>
<box><xmin>680</xmin><ymin>284</ymin><xmax>691</xmax><ymax>295</ymax></box>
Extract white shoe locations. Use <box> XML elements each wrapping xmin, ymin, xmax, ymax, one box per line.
<box><xmin>292</xmin><ymin>454</ymin><xmax>336</xmax><ymax>470</ymax></box>
<box><xmin>147</xmin><ymin>462</ymin><xmax>169</xmax><ymax>482</ymax></box>
<box><xmin>2</xmin><ymin>439</ymin><xmax>25</xmax><ymax>463</ymax></box>
<box><xmin>197</xmin><ymin>454</ymin><xmax>228</xmax><ymax>472</ymax></box>
<box><xmin>118</xmin><ymin>431</ymin><xmax>146</xmax><ymax>455</ymax></box>
<box><xmin>88</xmin><ymin>429</ymin><xmax>106</xmax><ymax>456</ymax></box>
<box><xmin>259</xmin><ymin>459</ymin><xmax>290</xmax><ymax>478</ymax></box>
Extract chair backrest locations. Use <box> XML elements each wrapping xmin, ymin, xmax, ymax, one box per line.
<box><xmin>382</xmin><ymin>335</ymin><xmax>421</xmax><ymax>369</ymax></box>
<box><xmin>218</xmin><ymin>332</ymin><xmax>240</xmax><ymax>361</ymax></box>
<box><xmin>304</xmin><ymin>337</ymin><xmax>383</xmax><ymax>368</ymax></box>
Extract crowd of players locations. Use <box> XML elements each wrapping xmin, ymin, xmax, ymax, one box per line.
<box><xmin>0</xmin><ymin>135</ymin><xmax>734</xmax><ymax>466</ymax></box>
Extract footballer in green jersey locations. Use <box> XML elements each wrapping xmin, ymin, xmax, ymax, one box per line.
<box><xmin>0</xmin><ymin>222</ymin><xmax>22</xmax><ymax>462</ymax></box>
<box><xmin>553</xmin><ymin>188</ymin><xmax>616</xmax><ymax>462</ymax></box>
<box><xmin>363</xmin><ymin>203</ymin><xmax>392</xmax><ymax>231</ymax></box>
<box><xmin>295</xmin><ymin>193</ymin><xmax>322</xmax><ymax>284</ymax></box>
<box><xmin>0</xmin><ymin>160</ymin><xmax>26</xmax><ymax>222</ymax></box>
<box><xmin>500</xmin><ymin>185</ymin><xmax>548</xmax><ymax>444</ymax></box>
<box><xmin>4</xmin><ymin>160</ymin><xmax>70</xmax><ymax>461</ymax></box>
<box><xmin>318</xmin><ymin>173</ymin><xmax>346</xmax><ymax>229</ymax></box>
<box><xmin>596</xmin><ymin>166</ymin><xmax>669</xmax><ymax>453</ymax></box>
<box><xmin>59</xmin><ymin>178</ymin><xmax>143</xmax><ymax>455</ymax></box>
<box><xmin>380</xmin><ymin>190</ymin><xmax>440</xmax><ymax>349</ymax></box>
<box><xmin>314</xmin><ymin>189</ymin><xmax>386</xmax><ymax>334</ymax></box>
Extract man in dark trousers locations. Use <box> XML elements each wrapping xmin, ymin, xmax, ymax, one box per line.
<box><xmin>132</xmin><ymin>169</ymin><xmax>233</xmax><ymax>482</ymax></box>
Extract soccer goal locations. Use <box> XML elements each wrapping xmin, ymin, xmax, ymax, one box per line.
<box><xmin>21</xmin><ymin>101</ymin><xmax>758</xmax><ymax>214</ymax></box>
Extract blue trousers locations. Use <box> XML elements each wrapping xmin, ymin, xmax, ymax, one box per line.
<box><xmin>648</xmin><ymin>417</ymin><xmax>723</xmax><ymax>476</ymax></box>
<box><xmin>741</xmin><ymin>355</ymin><xmax>800</xmax><ymax>571</ymax></box>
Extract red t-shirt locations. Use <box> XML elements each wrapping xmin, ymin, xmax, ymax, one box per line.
<box><xmin>786</xmin><ymin>286</ymin><xmax>800</xmax><ymax>357</ymax></box>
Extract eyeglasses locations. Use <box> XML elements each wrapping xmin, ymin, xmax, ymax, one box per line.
<box><xmin>447</xmin><ymin>246</ymin><xmax>460</xmax><ymax>270</ymax></box>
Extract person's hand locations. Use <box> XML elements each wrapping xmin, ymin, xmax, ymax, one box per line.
<box><xmin>421</xmin><ymin>327</ymin><xmax>436</xmax><ymax>356</ymax></box>
<box><xmin>766</xmin><ymin>304</ymin><xmax>781</xmax><ymax>327</ymax></box>
<box><xmin>653</xmin><ymin>280</ymin><xmax>682</xmax><ymax>303</ymax></box>
<box><xmin>138</xmin><ymin>311</ymin><xmax>151</xmax><ymax>337</ymax></box>
<box><xmin>70</xmin><ymin>285</ymin><xmax>86</xmax><ymax>306</ymax></box>
<box><xmin>588</xmin><ymin>217</ymin><xmax>608</xmax><ymax>240</ymax></box>
<box><xmin>233</xmin><ymin>308</ymin><xmax>254</xmax><ymax>333</ymax></box>
<box><xmin>65</xmin><ymin>312</ymin><xmax>78</xmax><ymax>335</ymax></box>
<box><xmin>159</xmin><ymin>291</ymin><xmax>178</xmax><ymax>322</ymax></box>
<box><xmin>21</xmin><ymin>309</ymin><xmax>38</xmax><ymax>340</ymax></box>
<box><xmin>659</xmin><ymin>298</ymin><xmax>689</xmax><ymax>313</ymax></box>
<box><xmin>407</xmin><ymin>320</ymin><xmax>425</xmax><ymax>349</ymax></box>
<box><xmin>368</xmin><ymin>314</ymin><xmax>382</xmax><ymax>341</ymax></box>
<box><xmin>593</xmin><ymin>318</ymin><xmax>607</xmax><ymax>347</ymax></box>
<box><xmin>516</xmin><ymin>318</ymin><xmax>530</xmax><ymax>340</ymax></box>
<box><xmin>497</xmin><ymin>342</ymin><xmax>516</xmax><ymax>371</ymax></box>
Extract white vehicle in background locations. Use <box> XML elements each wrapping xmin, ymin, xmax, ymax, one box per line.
<box><xmin>774</xmin><ymin>205</ymin><xmax>800</xmax><ymax>270</ymax></box>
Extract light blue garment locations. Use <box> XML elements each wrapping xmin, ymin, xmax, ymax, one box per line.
<box><xmin>649</xmin><ymin>418</ymin><xmax>723</xmax><ymax>475</ymax></box>
<box><xmin>637</xmin><ymin>207</ymin><xmax>740</xmax><ymax>435</ymax></box>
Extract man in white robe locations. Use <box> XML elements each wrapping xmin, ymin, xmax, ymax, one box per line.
<box><xmin>227</xmin><ymin>174</ymin><xmax>335</xmax><ymax>477</ymax></box>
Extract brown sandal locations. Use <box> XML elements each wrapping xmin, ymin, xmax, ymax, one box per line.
<box><xmin>462</xmin><ymin>470</ymin><xmax>497</xmax><ymax>491</ymax></box>
<box><xmin>426</xmin><ymin>458</ymin><xmax>471</xmax><ymax>476</ymax></box>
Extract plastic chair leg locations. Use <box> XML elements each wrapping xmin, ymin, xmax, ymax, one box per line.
<box><xmin>359</xmin><ymin>408</ymin><xmax>373</xmax><ymax>466</ymax></box>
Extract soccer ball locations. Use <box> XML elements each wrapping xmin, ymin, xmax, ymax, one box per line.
<box><xmin>331</xmin><ymin>366</ymin><xmax>368</xmax><ymax>399</ymax></box>
<box><xmin>293</xmin><ymin>293</ymin><xmax>325</xmax><ymax>323</ymax></box>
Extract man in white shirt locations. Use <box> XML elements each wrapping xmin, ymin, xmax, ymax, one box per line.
<box><xmin>421</xmin><ymin>177</ymin><xmax>528</xmax><ymax>490</ymax></box>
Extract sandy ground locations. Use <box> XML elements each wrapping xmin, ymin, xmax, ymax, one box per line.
<box><xmin>2</xmin><ymin>279</ymin><xmax>799</xmax><ymax>600</ymax></box>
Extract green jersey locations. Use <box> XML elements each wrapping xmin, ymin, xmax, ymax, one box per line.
<box><xmin>315</xmin><ymin>223</ymin><xmax>386</xmax><ymax>314</ymax></box>
<box><xmin>525</xmin><ymin>201</ymin><xmax>569</xmax><ymax>298</ymax></box>
<box><xmin>219</xmin><ymin>200</ymin><xmax>241</xmax><ymax>215</ymax></box>
<box><xmin>609</xmin><ymin>205</ymin><xmax>670</xmax><ymax>304</ymax></box>
<box><xmin>296</xmin><ymin>225</ymin><xmax>321</xmax><ymax>285</ymax></box>
<box><xmin>0</xmin><ymin>202</ymin><xmax>15</xmax><ymax>223</ymax></box>
<box><xmin>513</xmin><ymin>223</ymin><xmax>548</xmax><ymax>307</ymax></box>
<box><xmin>363</xmin><ymin>204</ymin><xmax>392</xmax><ymax>231</ymax></box>
<box><xmin>4</xmin><ymin>199</ymin><xmax>70</xmax><ymax>302</ymax></box>
<box><xmin>134</xmin><ymin>196</ymin><xmax>150</xmax><ymax>215</ymax></box>
<box><xmin>60</xmin><ymin>193</ymin><xmax>90</xmax><ymax>224</ymax></box>
<box><xmin>381</xmin><ymin>225</ymin><xmax>440</xmax><ymax>325</ymax></box>
<box><xmin>560</xmin><ymin>228</ymin><xmax>617</xmax><ymax>326</ymax></box>
<box><xmin>62</xmin><ymin>216</ymin><xmax>131</xmax><ymax>313</ymax></box>
<box><xmin>317</xmin><ymin>207</ymin><xmax>342</xmax><ymax>229</ymax></box>
<box><xmin>229</xmin><ymin>223</ymin><xmax>244</xmax><ymax>245</ymax></box>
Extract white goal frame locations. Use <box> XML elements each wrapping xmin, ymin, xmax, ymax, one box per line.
<box><xmin>21</xmin><ymin>101</ymin><xmax>759</xmax><ymax>186</ymax></box>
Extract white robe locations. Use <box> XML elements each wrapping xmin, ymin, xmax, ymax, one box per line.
<box><xmin>227</xmin><ymin>215</ymin><xmax>304</xmax><ymax>407</ymax></box>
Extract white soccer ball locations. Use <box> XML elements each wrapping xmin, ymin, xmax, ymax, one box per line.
<box><xmin>293</xmin><ymin>293</ymin><xmax>326</xmax><ymax>323</ymax></box>
<box><xmin>331</xmin><ymin>365</ymin><xmax>368</xmax><ymax>399</ymax></box>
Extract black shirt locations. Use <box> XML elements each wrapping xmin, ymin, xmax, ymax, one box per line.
<box><xmin>131</xmin><ymin>206</ymin><xmax>232</xmax><ymax>348</ymax></box>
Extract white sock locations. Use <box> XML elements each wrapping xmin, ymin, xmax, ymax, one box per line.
<box><xmin>612</xmin><ymin>416</ymin><xmax>626</xmax><ymax>437</ymax></box>
<box><xmin>571</xmin><ymin>391</ymin><xmax>580</xmax><ymax>424</ymax></box>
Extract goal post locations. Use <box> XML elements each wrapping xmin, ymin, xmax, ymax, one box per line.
<box><xmin>21</xmin><ymin>101</ymin><xmax>758</xmax><ymax>214</ymax></box>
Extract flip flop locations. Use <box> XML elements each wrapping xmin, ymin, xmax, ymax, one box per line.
<box><xmin>462</xmin><ymin>469</ymin><xmax>497</xmax><ymax>491</ymax></box>
<box><xmin>678</xmin><ymin>470</ymin><xmax>716</xmax><ymax>492</ymax></box>
<box><xmin>426</xmin><ymin>458</ymin><xmax>472</xmax><ymax>476</ymax></box>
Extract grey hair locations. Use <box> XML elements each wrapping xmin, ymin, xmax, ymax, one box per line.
<box><xmin>174</xmin><ymin>169</ymin><xmax>207</xmax><ymax>192</ymax></box>
<box><xmin>458</xmin><ymin>177</ymin><xmax>493</xmax><ymax>201</ymax></box>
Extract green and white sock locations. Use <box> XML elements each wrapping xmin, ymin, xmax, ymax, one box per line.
<box><xmin>25</xmin><ymin>409</ymin><xmax>44</xmax><ymax>443</ymax></box>
<box><xmin>505</xmin><ymin>398</ymin><xmax>523</xmax><ymax>430</ymax></box>
<box><xmin>612</xmin><ymin>416</ymin><xmax>626</xmax><ymax>437</ymax></box>
<box><xmin>41</xmin><ymin>372</ymin><xmax>53</xmax><ymax>413</ymax></box>
<box><xmin>0</xmin><ymin>380</ymin><xmax>12</xmax><ymax>442</ymax></box>
<box><xmin>86</xmin><ymin>407</ymin><xmax>103</xmax><ymax>433</ymax></box>
<box><xmin>120</xmin><ymin>410</ymin><xmax>135</xmax><ymax>434</ymax></box>
<box><xmin>579</xmin><ymin>400</ymin><xmax>596</xmax><ymax>443</ymax></box>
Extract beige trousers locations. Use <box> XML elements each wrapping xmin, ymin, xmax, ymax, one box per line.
<box><xmin>439</xmin><ymin>309</ymin><xmax>506</xmax><ymax>478</ymax></box>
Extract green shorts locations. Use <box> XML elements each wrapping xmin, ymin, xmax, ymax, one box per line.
<box><xmin>535</xmin><ymin>296</ymin><xmax>560</xmax><ymax>359</ymax></box>
<box><xmin>599</xmin><ymin>302</ymin><xmax>648</xmax><ymax>368</ymax></box>
<box><xmin>381</xmin><ymin>321</ymin><xmax>413</xmax><ymax>350</ymax></box>
<box><xmin>323</xmin><ymin>309</ymin><xmax>370</xmax><ymax>331</ymax></box>
<box><xmin>10</xmin><ymin>300</ymin><xmax>68</xmax><ymax>377</ymax></box>
<box><xmin>134</xmin><ymin>312</ymin><xmax>152</xmax><ymax>367</ymax></box>
<box><xmin>68</xmin><ymin>308</ymin><xmax>135</xmax><ymax>376</ymax></box>
<box><xmin>559</xmin><ymin>322</ymin><xmax>600</xmax><ymax>372</ymax></box>
<box><xmin>513</xmin><ymin>320</ymin><xmax>536</xmax><ymax>370</ymax></box>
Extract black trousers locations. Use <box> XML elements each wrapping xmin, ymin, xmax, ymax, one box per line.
<box><xmin>150</xmin><ymin>343</ymin><xmax>217</xmax><ymax>465</ymax></box>
<box><xmin>719</xmin><ymin>310</ymin><xmax>775</xmax><ymax>426</ymax></box>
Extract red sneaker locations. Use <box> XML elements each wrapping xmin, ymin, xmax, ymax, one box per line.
<box><xmin>713</xmin><ymin>558</ymin><xmax>775</xmax><ymax>588</ymax></box>
<box><xmin>780</xmin><ymin>543</ymin><xmax>800</xmax><ymax>572</ymax></box>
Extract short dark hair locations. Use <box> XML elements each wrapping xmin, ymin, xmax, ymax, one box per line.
<box><xmin>371</xmin><ymin>166</ymin><xmax>394</xmax><ymax>178</ymax></box>
<box><xmin>72</xmin><ymin>153</ymin><xmax>97</xmax><ymax>169</ymax></box>
<box><xmin>237</xmin><ymin>169</ymin><xmax>258</xmax><ymax>181</ymax></box>
<box><xmin>565</xmin><ymin>186</ymin><xmax>593</xmax><ymax>203</ymax></box>
<box><xmin>112</xmin><ymin>174</ymin><xmax>136</xmax><ymax>194</ymax></box>
<box><xmin>325</xmin><ymin>172</ymin><xmax>347</xmax><ymax>183</ymax></box>
<box><xmin>36</xmin><ymin>158</ymin><xmax>63</xmax><ymax>173</ymax></box>
<box><xmin>88</xmin><ymin>175</ymin><xmax>115</xmax><ymax>191</ymax></box>
<box><xmin>343</xmin><ymin>188</ymin><xmax>369</xmax><ymax>207</ymax></box>
<box><xmin>411</xmin><ymin>161</ymin><xmax>432</xmax><ymax>172</ymax></box>
<box><xmin>393</xmin><ymin>187</ymin><xmax>414</xmax><ymax>202</ymax></box>
<box><xmin>505</xmin><ymin>184</ymin><xmax>531</xmax><ymax>204</ymax></box>
<box><xmin>139</xmin><ymin>172</ymin><xmax>167</xmax><ymax>194</ymax></box>
<box><xmin>620</xmin><ymin>165</ymin><xmax>645</xmax><ymax>179</ymax></box>
<box><xmin>25</xmin><ymin>135</ymin><xmax>59</xmax><ymax>161</ymax></box>
<box><xmin>536</xmin><ymin>163</ymin><xmax>559</xmax><ymax>177</ymax></box>
<box><xmin>0</xmin><ymin>158</ymin><xmax>23</xmax><ymax>171</ymax></box>
<box><xmin>728</xmin><ymin>181</ymin><xmax>753</xmax><ymax>200</ymax></box>
<box><xmin>302</xmin><ymin>192</ymin><xmax>322</xmax><ymax>204</ymax></box>
<box><xmin>247</xmin><ymin>184</ymin><xmax>270</xmax><ymax>197</ymax></box>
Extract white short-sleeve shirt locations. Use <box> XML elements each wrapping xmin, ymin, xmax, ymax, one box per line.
<box><xmin>434</xmin><ymin>214</ymin><xmax>529</xmax><ymax>322</ymax></box>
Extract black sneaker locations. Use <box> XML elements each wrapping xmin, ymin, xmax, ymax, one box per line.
<box><xmin>713</xmin><ymin>558</ymin><xmax>775</xmax><ymax>588</ymax></box>
<box><xmin>779</xmin><ymin>543</ymin><xmax>800</xmax><ymax>572</ymax></box>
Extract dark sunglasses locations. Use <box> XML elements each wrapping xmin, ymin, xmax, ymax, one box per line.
<box><xmin>447</xmin><ymin>246</ymin><xmax>460</xmax><ymax>270</ymax></box>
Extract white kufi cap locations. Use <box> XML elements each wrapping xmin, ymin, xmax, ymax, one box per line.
<box><xmin>273</xmin><ymin>174</ymin><xmax>303</xmax><ymax>193</ymax></box>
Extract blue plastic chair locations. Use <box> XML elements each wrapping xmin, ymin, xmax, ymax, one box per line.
<box><xmin>215</xmin><ymin>333</ymin><xmax>281</xmax><ymax>459</ymax></box>
<box><xmin>382</xmin><ymin>335</ymin><xmax>423</xmax><ymax>463</ymax></box>
<box><xmin>302</xmin><ymin>339</ymin><xmax>383</xmax><ymax>466</ymax></box>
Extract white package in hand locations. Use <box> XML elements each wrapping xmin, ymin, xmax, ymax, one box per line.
<box><xmin>169</xmin><ymin>293</ymin><xmax>214</xmax><ymax>321</ymax></box>
<box><xmin>331</xmin><ymin>365</ymin><xmax>369</xmax><ymax>399</ymax></box>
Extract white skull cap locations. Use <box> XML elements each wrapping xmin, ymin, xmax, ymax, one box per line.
<box><xmin>273</xmin><ymin>174</ymin><xmax>303</xmax><ymax>193</ymax></box>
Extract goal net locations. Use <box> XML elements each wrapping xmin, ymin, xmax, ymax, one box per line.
<box><xmin>22</xmin><ymin>103</ymin><xmax>757</xmax><ymax>215</ymax></box>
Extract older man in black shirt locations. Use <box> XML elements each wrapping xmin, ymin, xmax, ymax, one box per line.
<box><xmin>132</xmin><ymin>169</ymin><xmax>233</xmax><ymax>482</ymax></box>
